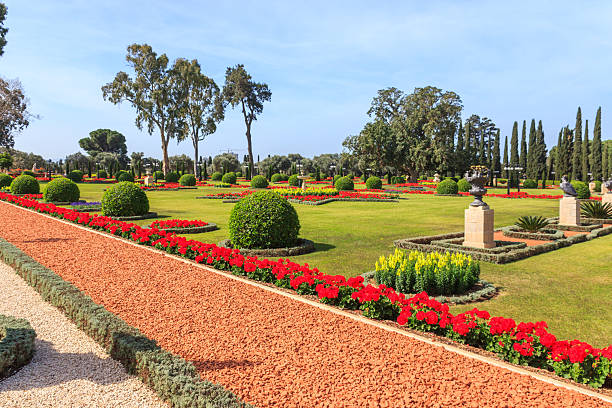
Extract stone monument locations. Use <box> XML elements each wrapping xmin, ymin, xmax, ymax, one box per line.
<box><xmin>463</xmin><ymin>167</ymin><xmax>495</xmax><ymax>249</ymax></box>
<box><xmin>144</xmin><ymin>175</ymin><xmax>153</xmax><ymax>186</ymax></box>
<box><xmin>603</xmin><ymin>179</ymin><xmax>612</xmax><ymax>205</ymax></box>
<box><xmin>559</xmin><ymin>176</ymin><xmax>580</xmax><ymax>226</ymax></box>
<box><xmin>589</xmin><ymin>180</ymin><xmax>597</xmax><ymax>194</ymax></box>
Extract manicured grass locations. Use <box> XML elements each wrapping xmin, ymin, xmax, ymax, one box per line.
<box><xmin>72</xmin><ymin>182</ymin><xmax>610</xmax><ymax>346</ymax></box>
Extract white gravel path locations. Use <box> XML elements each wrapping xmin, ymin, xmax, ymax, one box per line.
<box><xmin>0</xmin><ymin>261</ymin><xmax>167</xmax><ymax>408</ymax></box>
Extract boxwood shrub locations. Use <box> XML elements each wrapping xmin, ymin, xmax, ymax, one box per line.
<box><xmin>288</xmin><ymin>174</ymin><xmax>300</xmax><ymax>187</ymax></box>
<box><xmin>271</xmin><ymin>173</ymin><xmax>283</xmax><ymax>182</ymax></box>
<box><xmin>165</xmin><ymin>172</ymin><xmax>179</xmax><ymax>183</ymax></box>
<box><xmin>457</xmin><ymin>178</ymin><xmax>471</xmax><ymax>192</ymax></box>
<box><xmin>523</xmin><ymin>179</ymin><xmax>537</xmax><ymax>188</ymax></box>
<box><xmin>179</xmin><ymin>174</ymin><xmax>196</xmax><ymax>186</ymax></box>
<box><xmin>21</xmin><ymin>170</ymin><xmax>36</xmax><ymax>177</ymax></box>
<box><xmin>0</xmin><ymin>314</ymin><xmax>36</xmax><ymax>380</ymax></box>
<box><xmin>571</xmin><ymin>181</ymin><xmax>590</xmax><ymax>199</ymax></box>
<box><xmin>97</xmin><ymin>170</ymin><xmax>108</xmax><ymax>179</ymax></box>
<box><xmin>211</xmin><ymin>171</ymin><xmax>222</xmax><ymax>181</ymax></box>
<box><xmin>221</xmin><ymin>172</ymin><xmax>237</xmax><ymax>185</ymax></box>
<box><xmin>436</xmin><ymin>179</ymin><xmax>458</xmax><ymax>194</ymax></box>
<box><xmin>10</xmin><ymin>174</ymin><xmax>40</xmax><ymax>194</ymax></box>
<box><xmin>250</xmin><ymin>175</ymin><xmax>268</xmax><ymax>188</ymax></box>
<box><xmin>116</xmin><ymin>170</ymin><xmax>134</xmax><ymax>182</ymax></box>
<box><xmin>365</xmin><ymin>176</ymin><xmax>382</xmax><ymax>189</ymax></box>
<box><xmin>153</xmin><ymin>170</ymin><xmax>164</xmax><ymax>180</ymax></box>
<box><xmin>43</xmin><ymin>177</ymin><xmax>80</xmax><ymax>202</ymax></box>
<box><xmin>335</xmin><ymin>176</ymin><xmax>354</xmax><ymax>191</ymax></box>
<box><xmin>0</xmin><ymin>173</ymin><xmax>12</xmax><ymax>188</ymax></box>
<box><xmin>594</xmin><ymin>180</ymin><xmax>602</xmax><ymax>192</ymax></box>
<box><xmin>392</xmin><ymin>175</ymin><xmax>405</xmax><ymax>184</ymax></box>
<box><xmin>67</xmin><ymin>170</ymin><xmax>83</xmax><ymax>183</ymax></box>
<box><xmin>229</xmin><ymin>191</ymin><xmax>300</xmax><ymax>249</ymax></box>
<box><xmin>101</xmin><ymin>181</ymin><xmax>150</xmax><ymax>216</ymax></box>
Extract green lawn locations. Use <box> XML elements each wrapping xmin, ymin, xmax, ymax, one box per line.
<box><xmin>73</xmin><ymin>182</ymin><xmax>611</xmax><ymax>346</ymax></box>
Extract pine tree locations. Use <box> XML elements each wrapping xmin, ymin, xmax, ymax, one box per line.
<box><xmin>510</xmin><ymin>121</ymin><xmax>519</xmax><ymax>186</ymax></box>
<box><xmin>503</xmin><ymin>136</ymin><xmax>508</xmax><ymax>178</ymax></box>
<box><xmin>592</xmin><ymin>107</ymin><xmax>602</xmax><ymax>180</ymax></box>
<box><xmin>582</xmin><ymin>119</ymin><xmax>590</xmax><ymax>181</ymax></box>
<box><xmin>520</xmin><ymin>120</ymin><xmax>527</xmax><ymax>171</ymax></box>
<box><xmin>493</xmin><ymin>129</ymin><xmax>501</xmax><ymax>184</ymax></box>
<box><xmin>527</xmin><ymin>119</ymin><xmax>536</xmax><ymax>178</ymax></box>
<box><xmin>572</xmin><ymin>107</ymin><xmax>582</xmax><ymax>180</ymax></box>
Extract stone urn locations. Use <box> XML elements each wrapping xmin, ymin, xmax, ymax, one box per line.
<box><xmin>465</xmin><ymin>168</ymin><xmax>489</xmax><ymax>207</ymax></box>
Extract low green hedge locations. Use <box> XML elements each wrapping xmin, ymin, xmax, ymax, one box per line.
<box><xmin>0</xmin><ymin>314</ymin><xmax>36</xmax><ymax>380</ymax></box>
<box><xmin>0</xmin><ymin>237</ymin><xmax>250</xmax><ymax>407</ymax></box>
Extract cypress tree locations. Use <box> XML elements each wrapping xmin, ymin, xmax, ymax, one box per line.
<box><xmin>603</xmin><ymin>143</ymin><xmax>609</xmax><ymax>180</ymax></box>
<box><xmin>503</xmin><ymin>136</ymin><xmax>508</xmax><ymax>178</ymax></box>
<box><xmin>510</xmin><ymin>121</ymin><xmax>519</xmax><ymax>186</ymax></box>
<box><xmin>582</xmin><ymin>119</ymin><xmax>590</xmax><ymax>181</ymax></box>
<box><xmin>464</xmin><ymin>122</ymin><xmax>471</xmax><ymax>165</ymax></box>
<box><xmin>478</xmin><ymin>130</ymin><xmax>485</xmax><ymax>164</ymax></box>
<box><xmin>535</xmin><ymin>120</ymin><xmax>547</xmax><ymax>183</ymax></box>
<box><xmin>520</xmin><ymin>120</ymin><xmax>527</xmax><ymax>171</ymax></box>
<box><xmin>572</xmin><ymin>107</ymin><xmax>582</xmax><ymax>180</ymax></box>
<box><xmin>456</xmin><ymin>122</ymin><xmax>464</xmax><ymax>176</ymax></box>
<box><xmin>562</xmin><ymin>126</ymin><xmax>573</xmax><ymax>179</ymax></box>
<box><xmin>592</xmin><ymin>107</ymin><xmax>602</xmax><ymax>180</ymax></box>
<box><xmin>527</xmin><ymin>119</ymin><xmax>536</xmax><ymax>178</ymax></box>
<box><xmin>493</xmin><ymin>129</ymin><xmax>501</xmax><ymax>184</ymax></box>
<box><xmin>608</xmin><ymin>143</ymin><xmax>612</xmax><ymax>180</ymax></box>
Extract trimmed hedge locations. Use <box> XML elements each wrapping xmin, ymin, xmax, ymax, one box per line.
<box><xmin>271</xmin><ymin>173</ymin><xmax>283</xmax><ymax>182</ymax></box>
<box><xmin>116</xmin><ymin>170</ymin><xmax>134</xmax><ymax>182</ymax></box>
<box><xmin>0</xmin><ymin>314</ymin><xmax>36</xmax><ymax>380</ymax></box>
<box><xmin>571</xmin><ymin>181</ymin><xmax>590</xmax><ymax>199</ymax></box>
<box><xmin>211</xmin><ymin>172</ymin><xmax>222</xmax><ymax>181</ymax></box>
<box><xmin>250</xmin><ymin>175</ymin><xmax>268</xmax><ymax>188</ymax></box>
<box><xmin>391</xmin><ymin>176</ymin><xmax>405</xmax><ymax>185</ymax></box>
<box><xmin>153</xmin><ymin>171</ymin><xmax>164</xmax><ymax>180</ymax></box>
<box><xmin>221</xmin><ymin>172</ymin><xmax>237</xmax><ymax>185</ymax></box>
<box><xmin>43</xmin><ymin>177</ymin><xmax>80</xmax><ymax>203</ymax></box>
<box><xmin>334</xmin><ymin>176</ymin><xmax>354</xmax><ymax>191</ymax></box>
<box><xmin>288</xmin><ymin>174</ymin><xmax>300</xmax><ymax>187</ymax></box>
<box><xmin>97</xmin><ymin>170</ymin><xmax>108</xmax><ymax>179</ymax></box>
<box><xmin>165</xmin><ymin>172</ymin><xmax>179</xmax><ymax>183</ymax></box>
<box><xmin>179</xmin><ymin>174</ymin><xmax>196</xmax><ymax>186</ymax></box>
<box><xmin>436</xmin><ymin>179</ymin><xmax>458</xmax><ymax>195</ymax></box>
<box><xmin>10</xmin><ymin>175</ymin><xmax>40</xmax><ymax>195</ymax></box>
<box><xmin>101</xmin><ymin>182</ymin><xmax>149</xmax><ymax>217</ymax></box>
<box><xmin>457</xmin><ymin>178</ymin><xmax>470</xmax><ymax>192</ymax></box>
<box><xmin>0</xmin><ymin>237</ymin><xmax>250</xmax><ymax>407</ymax></box>
<box><xmin>523</xmin><ymin>179</ymin><xmax>537</xmax><ymax>188</ymax></box>
<box><xmin>0</xmin><ymin>173</ymin><xmax>13</xmax><ymax>188</ymax></box>
<box><xmin>365</xmin><ymin>176</ymin><xmax>382</xmax><ymax>189</ymax></box>
<box><xmin>67</xmin><ymin>170</ymin><xmax>84</xmax><ymax>183</ymax></box>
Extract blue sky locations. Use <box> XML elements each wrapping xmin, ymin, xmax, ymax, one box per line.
<box><xmin>2</xmin><ymin>0</ymin><xmax>610</xmax><ymax>161</ymax></box>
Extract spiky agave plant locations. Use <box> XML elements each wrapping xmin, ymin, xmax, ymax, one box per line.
<box><xmin>581</xmin><ymin>201</ymin><xmax>612</xmax><ymax>219</ymax></box>
<box><xmin>515</xmin><ymin>215</ymin><xmax>550</xmax><ymax>233</ymax></box>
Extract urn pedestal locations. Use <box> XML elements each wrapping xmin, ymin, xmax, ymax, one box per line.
<box><xmin>463</xmin><ymin>205</ymin><xmax>495</xmax><ymax>249</ymax></box>
<box><xmin>559</xmin><ymin>196</ymin><xmax>580</xmax><ymax>226</ymax></box>
<box><xmin>603</xmin><ymin>194</ymin><xmax>612</xmax><ymax>206</ymax></box>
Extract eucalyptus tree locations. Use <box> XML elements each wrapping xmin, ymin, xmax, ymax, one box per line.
<box><xmin>102</xmin><ymin>44</ymin><xmax>185</xmax><ymax>175</ymax></box>
<box><xmin>221</xmin><ymin>64</ymin><xmax>271</xmax><ymax>177</ymax></box>
<box><xmin>0</xmin><ymin>77</ymin><xmax>34</xmax><ymax>148</ymax></box>
<box><xmin>0</xmin><ymin>3</ymin><xmax>7</xmax><ymax>57</ymax></box>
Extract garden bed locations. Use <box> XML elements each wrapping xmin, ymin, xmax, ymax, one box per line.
<box><xmin>217</xmin><ymin>238</ymin><xmax>316</xmax><ymax>257</ymax></box>
<box><xmin>0</xmin><ymin>314</ymin><xmax>36</xmax><ymax>380</ymax></box>
<box><xmin>502</xmin><ymin>226</ymin><xmax>565</xmax><ymax>241</ymax></box>
<box><xmin>107</xmin><ymin>212</ymin><xmax>158</xmax><ymax>221</ymax></box>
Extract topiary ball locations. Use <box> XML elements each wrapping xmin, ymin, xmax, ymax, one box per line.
<box><xmin>101</xmin><ymin>181</ymin><xmax>149</xmax><ymax>216</ymax></box>
<box><xmin>211</xmin><ymin>172</ymin><xmax>222</xmax><ymax>181</ymax></box>
<box><xmin>365</xmin><ymin>176</ymin><xmax>382</xmax><ymax>189</ymax></box>
<box><xmin>165</xmin><ymin>172</ymin><xmax>179</xmax><ymax>183</ymax></box>
<box><xmin>10</xmin><ymin>174</ymin><xmax>40</xmax><ymax>194</ymax></box>
<box><xmin>97</xmin><ymin>170</ymin><xmax>108</xmax><ymax>179</ymax></box>
<box><xmin>67</xmin><ymin>170</ymin><xmax>83</xmax><ymax>183</ymax></box>
<box><xmin>179</xmin><ymin>174</ymin><xmax>196</xmax><ymax>186</ymax></box>
<box><xmin>333</xmin><ymin>175</ymin><xmax>341</xmax><ymax>185</ymax></box>
<box><xmin>229</xmin><ymin>191</ymin><xmax>300</xmax><ymax>249</ymax></box>
<box><xmin>457</xmin><ymin>178</ymin><xmax>471</xmax><ymax>192</ymax></box>
<box><xmin>523</xmin><ymin>179</ymin><xmax>537</xmax><ymax>189</ymax></box>
<box><xmin>571</xmin><ymin>181</ymin><xmax>590</xmax><ymax>199</ymax></box>
<box><xmin>116</xmin><ymin>170</ymin><xmax>134</xmax><ymax>182</ymax></box>
<box><xmin>288</xmin><ymin>174</ymin><xmax>300</xmax><ymax>187</ymax></box>
<box><xmin>43</xmin><ymin>177</ymin><xmax>80</xmax><ymax>203</ymax></box>
<box><xmin>0</xmin><ymin>173</ymin><xmax>13</xmax><ymax>188</ymax></box>
<box><xmin>250</xmin><ymin>175</ymin><xmax>269</xmax><ymax>188</ymax></box>
<box><xmin>222</xmin><ymin>172</ymin><xmax>237</xmax><ymax>185</ymax></box>
<box><xmin>437</xmin><ymin>179</ymin><xmax>458</xmax><ymax>194</ymax></box>
<box><xmin>335</xmin><ymin>176</ymin><xmax>354</xmax><ymax>191</ymax></box>
<box><xmin>153</xmin><ymin>170</ymin><xmax>164</xmax><ymax>180</ymax></box>
<box><xmin>271</xmin><ymin>173</ymin><xmax>283</xmax><ymax>182</ymax></box>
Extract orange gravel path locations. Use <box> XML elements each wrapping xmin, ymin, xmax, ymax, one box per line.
<box><xmin>0</xmin><ymin>202</ymin><xmax>609</xmax><ymax>408</ymax></box>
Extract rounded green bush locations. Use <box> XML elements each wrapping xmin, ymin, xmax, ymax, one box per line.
<box><xmin>67</xmin><ymin>170</ymin><xmax>83</xmax><ymax>183</ymax></box>
<box><xmin>0</xmin><ymin>173</ymin><xmax>12</xmax><ymax>188</ymax></box>
<box><xmin>594</xmin><ymin>180</ymin><xmax>602</xmax><ymax>192</ymax></box>
<box><xmin>571</xmin><ymin>181</ymin><xmax>590</xmax><ymax>199</ymax></box>
<box><xmin>153</xmin><ymin>170</ymin><xmax>164</xmax><ymax>180</ymax></box>
<box><xmin>250</xmin><ymin>175</ymin><xmax>269</xmax><ymax>188</ymax></box>
<box><xmin>346</xmin><ymin>173</ymin><xmax>354</xmax><ymax>180</ymax></box>
<box><xmin>179</xmin><ymin>173</ymin><xmax>196</xmax><ymax>186</ymax></box>
<box><xmin>392</xmin><ymin>175</ymin><xmax>406</xmax><ymax>184</ymax></box>
<box><xmin>271</xmin><ymin>173</ymin><xmax>283</xmax><ymax>182</ymax></box>
<box><xmin>43</xmin><ymin>177</ymin><xmax>80</xmax><ymax>202</ymax></box>
<box><xmin>165</xmin><ymin>172</ymin><xmax>179</xmax><ymax>183</ymax></box>
<box><xmin>523</xmin><ymin>179</ymin><xmax>537</xmax><ymax>188</ymax></box>
<box><xmin>221</xmin><ymin>172</ymin><xmax>237</xmax><ymax>185</ymax></box>
<box><xmin>211</xmin><ymin>171</ymin><xmax>222</xmax><ymax>181</ymax></box>
<box><xmin>288</xmin><ymin>174</ymin><xmax>300</xmax><ymax>187</ymax></box>
<box><xmin>333</xmin><ymin>175</ymin><xmax>341</xmax><ymax>185</ymax></box>
<box><xmin>97</xmin><ymin>170</ymin><xmax>108</xmax><ymax>179</ymax></box>
<box><xmin>436</xmin><ymin>179</ymin><xmax>458</xmax><ymax>194</ymax></box>
<box><xmin>236</xmin><ymin>171</ymin><xmax>242</xmax><ymax>177</ymax></box>
<box><xmin>365</xmin><ymin>176</ymin><xmax>382</xmax><ymax>189</ymax></box>
<box><xmin>334</xmin><ymin>176</ymin><xmax>354</xmax><ymax>191</ymax></box>
<box><xmin>116</xmin><ymin>170</ymin><xmax>134</xmax><ymax>182</ymax></box>
<box><xmin>21</xmin><ymin>170</ymin><xmax>36</xmax><ymax>177</ymax></box>
<box><xmin>229</xmin><ymin>191</ymin><xmax>300</xmax><ymax>249</ymax></box>
<box><xmin>10</xmin><ymin>174</ymin><xmax>40</xmax><ymax>194</ymax></box>
<box><xmin>457</xmin><ymin>178</ymin><xmax>471</xmax><ymax>192</ymax></box>
<box><xmin>101</xmin><ymin>182</ymin><xmax>149</xmax><ymax>216</ymax></box>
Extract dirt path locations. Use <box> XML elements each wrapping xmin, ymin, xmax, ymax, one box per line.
<box><xmin>0</xmin><ymin>201</ymin><xmax>609</xmax><ymax>407</ymax></box>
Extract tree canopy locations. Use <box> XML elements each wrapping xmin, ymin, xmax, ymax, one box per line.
<box><xmin>0</xmin><ymin>77</ymin><xmax>33</xmax><ymax>148</ymax></box>
<box><xmin>0</xmin><ymin>3</ymin><xmax>7</xmax><ymax>57</ymax></box>
<box><xmin>79</xmin><ymin>128</ymin><xmax>127</xmax><ymax>159</ymax></box>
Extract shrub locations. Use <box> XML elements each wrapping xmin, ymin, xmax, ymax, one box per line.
<box><xmin>594</xmin><ymin>180</ymin><xmax>602</xmax><ymax>192</ymax></box>
<box><xmin>221</xmin><ymin>172</ymin><xmax>237</xmax><ymax>185</ymax></box>
<box><xmin>288</xmin><ymin>174</ymin><xmax>300</xmax><ymax>187</ymax></box>
<box><xmin>392</xmin><ymin>175</ymin><xmax>405</xmax><ymax>184</ymax></box>
<box><xmin>375</xmin><ymin>249</ymin><xmax>480</xmax><ymax>296</ymax></box>
<box><xmin>101</xmin><ymin>182</ymin><xmax>149</xmax><ymax>216</ymax></box>
<box><xmin>515</xmin><ymin>215</ymin><xmax>549</xmax><ymax>232</ymax></box>
<box><xmin>250</xmin><ymin>175</ymin><xmax>268</xmax><ymax>188</ymax></box>
<box><xmin>10</xmin><ymin>175</ymin><xmax>40</xmax><ymax>194</ymax></box>
<box><xmin>97</xmin><ymin>170</ymin><xmax>108</xmax><ymax>179</ymax></box>
<box><xmin>571</xmin><ymin>181</ymin><xmax>590</xmax><ymax>199</ymax></box>
<box><xmin>67</xmin><ymin>170</ymin><xmax>83</xmax><ymax>183</ymax></box>
<box><xmin>333</xmin><ymin>175</ymin><xmax>341</xmax><ymax>185</ymax></box>
<box><xmin>346</xmin><ymin>173</ymin><xmax>354</xmax><ymax>180</ymax></box>
<box><xmin>211</xmin><ymin>171</ymin><xmax>222</xmax><ymax>181</ymax></box>
<box><xmin>153</xmin><ymin>170</ymin><xmax>164</xmax><ymax>180</ymax></box>
<box><xmin>116</xmin><ymin>170</ymin><xmax>134</xmax><ymax>182</ymax></box>
<box><xmin>436</xmin><ymin>179</ymin><xmax>458</xmax><ymax>194</ymax></box>
<box><xmin>446</xmin><ymin>176</ymin><xmax>459</xmax><ymax>183</ymax></box>
<box><xmin>229</xmin><ymin>191</ymin><xmax>300</xmax><ymax>249</ymax></box>
<box><xmin>271</xmin><ymin>173</ymin><xmax>283</xmax><ymax>182</ymax></box>
<box><xmin>523</xmin><ymin>179</ymin><xmax>537</xmax><ymax>188</ymax></box>
<box><xmin>581</xmin><ymin>201</ymin><xmax>612</xmax><ymax>219</ymax></box>
<box><xmin>0</xmin><ymin>173</ymin><xmax>12</xmax><ymax>188</ymax></box>
<box><xmin>21</xmin><ymin>170</ymin><xmax>36</xmax><ymax>177</ymax></box>
<box><xmin>165</xmin><ymin>172</ymin><xmax>179</xmax><ymax>183</ymax></box>
<box><xmin>334</xmin><ymin>176</ymin><xmax>354</xmax><ymax>191</ymax></box>
<box><xmin>235</xmin><ymin>171</ymin><xmax>242</xmax><ymax>177</ymax></box>
<box><xmin>43</xmin><ymin>177</ymin><xmax>80</xmax><ymax>202</ymax></box>
<box><xmin>365</xmin><ymin>176</ymin><xmax>382</xmax><ymax>189</ymax></box>
<box><xmin>457</xmin><ymin>178</ymin><xmax>471</xmax><ymax>192</ymax></box>
<box><xmin>498</xmin><ymin>178</ymin><xmax>508</xmax><ymax>185</ymax></box>
<box><xmin>179</xmin><ymin>174</ymin><xmax>196</xmax><ymax>186</ymax></box>
<box><xmin>0</xmin><ymin>314</ymin><xmax>36</xmax><ymax>380</ymax></box>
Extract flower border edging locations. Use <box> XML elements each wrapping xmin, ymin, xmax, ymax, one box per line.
<box><xmin>0</xmin><ymin>314</ymin><xmax>36</xmax><ymax>380</ymax></box>
<box><xmin>217</xmin><ymin>238</ymin><xmax>315</xmax><ymax>257</ymax></box>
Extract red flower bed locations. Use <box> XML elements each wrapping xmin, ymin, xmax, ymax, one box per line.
<box><xmin>150</xmin><ymin>219</ymin><xmax>209</xmax><ymax>229</ymax></box>
<box><xmin>1</xmin><ymin>191</ymin><xmax>609</xmax><ymax>388</ymax></box>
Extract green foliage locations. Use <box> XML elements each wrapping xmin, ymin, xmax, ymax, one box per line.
<box><xmin>0</xmin><ymin>314</ymin><xmax>36</xmax><ymax>380</ymax></box>
<box><xmin>211</xmin><ymin>171</ymin><xmax>222</xmax><ymax>181</ymax></box>
<box><xmin>334</xmin><ymin>176</ymin><xmax>354</xmax><ymax>191</ymax></box>
<box><xmin>43</xmin><ymin>177</ymin><xmax>80</xmax><ymax>203</ymax></box>
<box><xmin>365</xmin><ymin>176</ymin><xmax>382</xmax><ymax>189</ymax></box>
<box><xmin>571</xmin><ymin>181</ymin><xmax>590</xmax><ymax>199</ymax></box>
<box><xmin>457</xmin><ymin>178</ymin><xmax>471</xmax><ymax>192</ymax></box>
<box><xmin>153</xmin><ymin>170</ymin><xmax>164</xmax><ymax>180</ymax></box>
<box><xmin>0</xmin><ymin>152</ymin><xmax>13</xmax><ymax>170</ymax></box>
<box><xmin>229</xmin><ymin>191</ymin><xmax>300</xmax><ymax>249</ymax></box>
<box><xmin>79</xmin><ymin>129</ymin><xmax>127</xmax><ymax>157</ymax></box>
<box><xmin>179</xmin><ymin>174</ymin><xmax>196</xmax><ymax>186</ymax></box>
<box><xmin>116</xmin><ymin>170</ymin><xmax>134</xmax><ymax>182</ymax></box>
<box><xmin>391</xmin><ymin>175</ymin><xmax>405</xmax><ymax>184</ymax></box>
<box><xmin>221</xmin><ymin>172</ymin><xmax>237</xmax><ymax>185</ymax></box>
<box><xmin>97</xmin><ymin>170</ymin><xmax>108</xmax><ymax>179</ymax></box>
<box><xmin>436</xmin><ymin>179</ymin><xmax>458</xmax><ymax>194</ymax></box>
<box><xmin>0</xmin><ymin>173</ymin><xmax>12</xmax><ymax>188</ymax></box>
<box><xmin>165</xmin><ymin>172</ymin><xmax>179</xmax><ymax>183</ymax></box>
<box><xmin>523</xmin><ymin>179</ymin><xmax>537</xmax><ymax>188</ymax></box>
<box><xmin>594</xmin><ymin>180</ymin><xmax>602</xmax><ymax>192</ymax></box>
<box><xmin>271</xmin><ymin>173</ymin><xmax>283</xmax><ymax>182</ymax></box>
<box><xmin>375</xmin><ymin>249</ymin><xmax>480</xmax><ymax>296</ymax></box>
<box><xmin>515</xmin><ymin>215</ymin><xmax>550</xmax><ymax>232</ymax></box>
<box><xmin>581</xmin><ymin>201</ymin><xmax>612</xmax><ymax>219</ymax></box>
<box><xmin>101</xmin><ymin>182</ymin><xmax>149</xmax><ymax>216</ymax></box>
<box><xmin>67</xmin><ymin>170</ymin><xmax>83</xmax><ymax>183</ymax></box>
<box><xmin>250</xmin><ymin>175</ymin><xmax>268</xmax><ymax>188</ymax></box>
<box><xmin>21</xmin><ymin>170</ymin><xmax>35</xmax><ymax>177</ymax></box>
<box><xmin>10</xmin><ymin>174</ymin><xmax>39</xmax><ymax>194</ymax></box>
<box><xmin>288</xmin><ymin>174</ymin><xmax>300</xmax><ymax>187</ymax></box>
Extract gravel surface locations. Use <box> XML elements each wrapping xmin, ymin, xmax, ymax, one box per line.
<box><xmin>0</xmin><ymin>261</ymin><xmax>167</xmax><ymax>408</ymax></box>
<box><xmin>0</xmin><ymin>201</ymin><xmax>610</xmax><ymax>408</ymax></box>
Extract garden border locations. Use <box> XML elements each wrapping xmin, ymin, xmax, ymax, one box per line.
<box><xmin>501</xmin><ymin>226</ymin><xmax>565</xmax><ymax>241</ymax></box>
<box><xmin>0</xmin><ymin>314</ymin><xmax>36</xmax><ymax>380</ymax></box>
<box><xmin>108</xmin><ymin>212</ymin><xmax>159</xmax><ymax>221</ymax></box>
<box><xmin>217</xmin><ymin>238</ymin><xmax>315</xmax><ymax>257</ymax></box>
<box><xmin>156</xmin><ymin>223</ymin><xmax>218</xmax><ymax>234</ymax></box>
